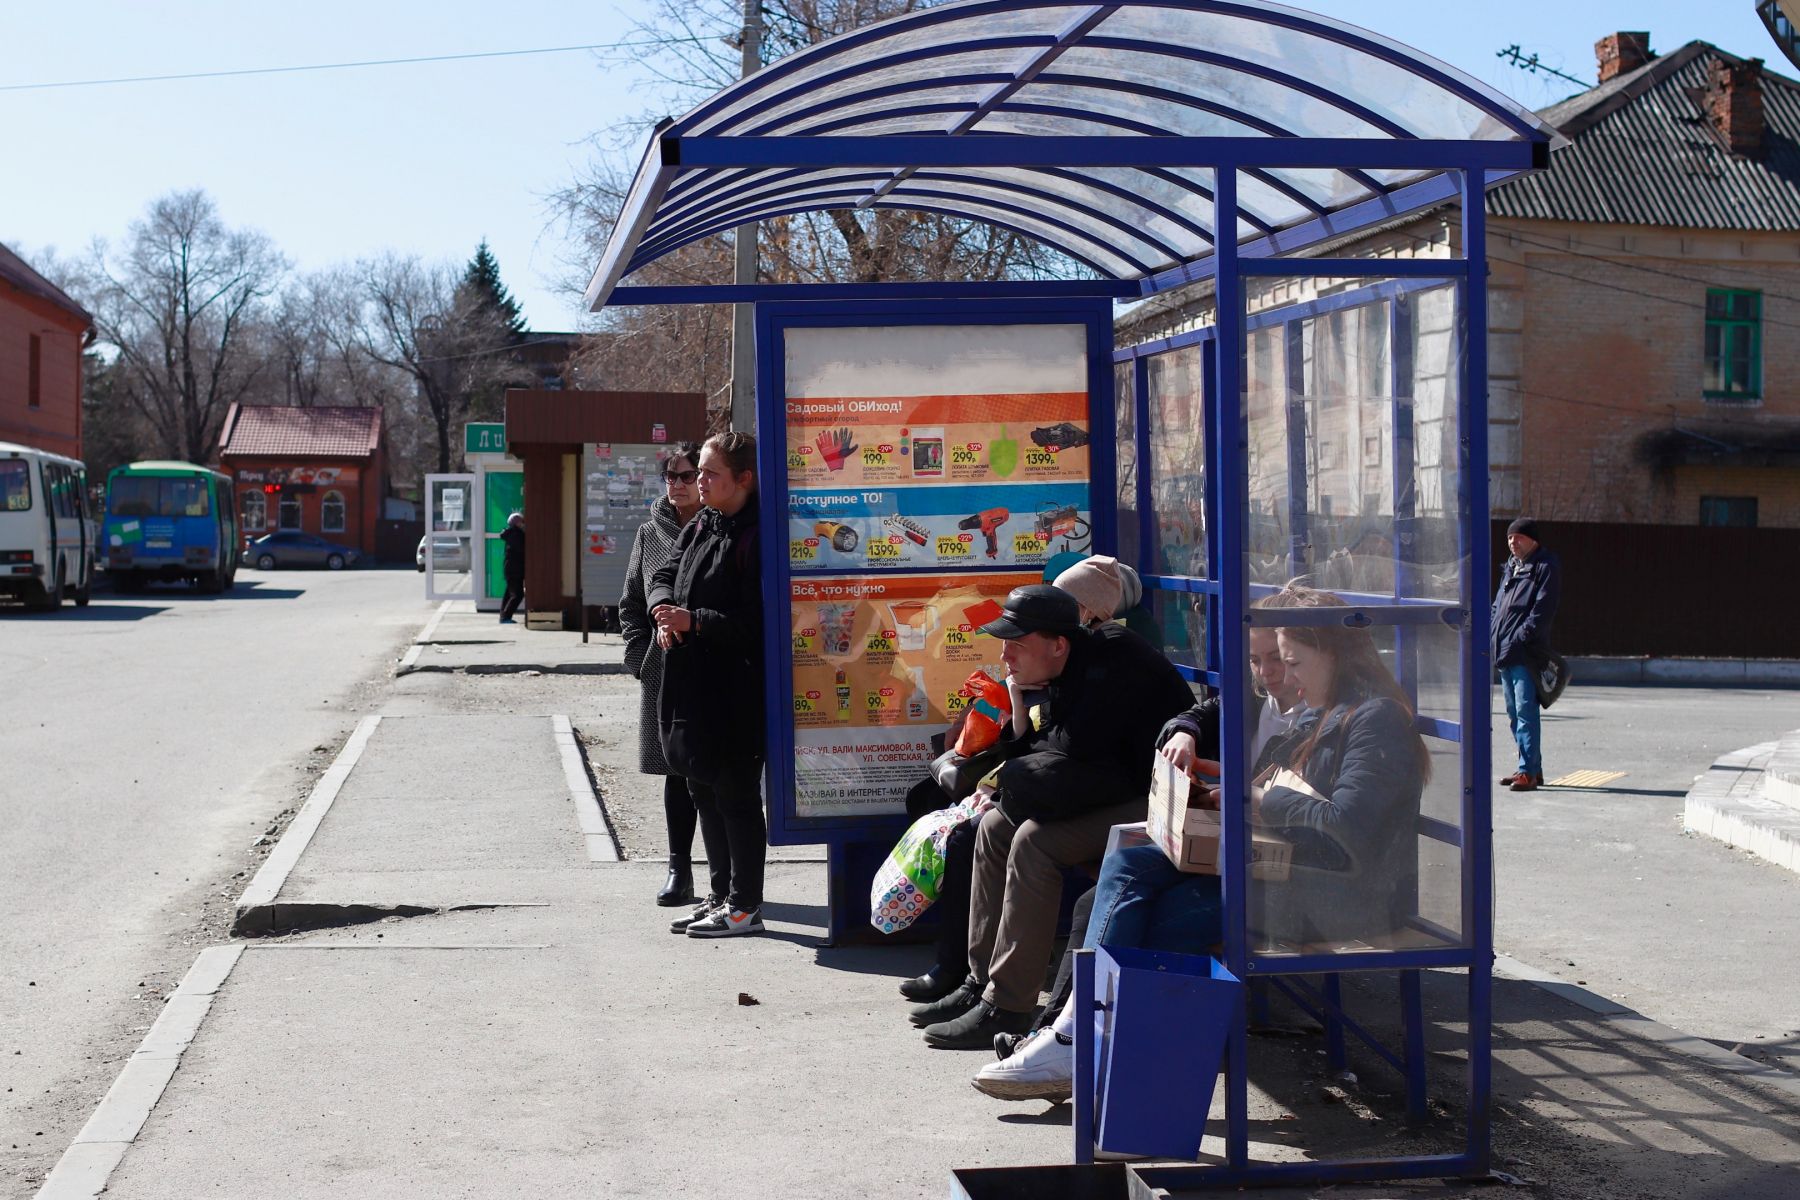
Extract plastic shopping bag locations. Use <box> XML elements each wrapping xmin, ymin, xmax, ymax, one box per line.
<box><xmin>870</xmin><ymin>791</ymin><xmax>993</xmax><ymax>934</ymax></box>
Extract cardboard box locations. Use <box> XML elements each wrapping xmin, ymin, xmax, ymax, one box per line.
<box><xmin>1146</xmin><ymin>756</ymin><xmax>1293</xmax><ymax>881</ymax></box>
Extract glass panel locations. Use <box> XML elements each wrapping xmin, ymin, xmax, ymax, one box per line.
<box><xmin>1150</xmin><ymin>587</ymin><xmax>1205</xmax><ymax>671</ymax></box>
<box><xmin>1092</xmin><ymin>6</ymin><xmax>1516</xmax><ymax>141</ymax></box>
<box><xmin>657</xmin><ymin>168</ymin><xmax>881</xmax><ymax>232</ymax></box>
<box><xmin>1240</xmin><ymin>274</ymin><xmax>1468</xmax><ymax>961</ymax></box>
<box><xmin>732</xmin><ymin>48</ymin><xmax>1027</xmax><ymax>134</ymax></box>
<box><xmin>1145</xmin><ymin>344</ymin><xmax>1207</xmax><ymax>577</ymax></box>
<box><xmin>871</xmin><ymin>193</ymin><xmax>1142</xmax><ymax>277</ymax></box>
<box><xmin>954</xmin><ymin>167</ymin><xmax>1214</xmax><ymax>261</ymax></box>
<box><xmin>887</xmin><ymin>177</ymin><xmax>1170</xmax><ymax>266</ymax></box>
<box><xmin>1049</xmin><ymin>45</ymin><xmax>1397</xmax><ymax>141</ymax></box>
<box><xmin>782</xmin><ymin>90</ymin><xmax>976</xmax><ymax>135</ymax></box>
<box><xmin>1113</xmin><ymin>359</ymin><xmax>1138</xmax><ymax>567</ymax></box>
<box><xmin>683</xmin><ymin>7</ymin><xmax>1077</xmax><ymax>134</ymax></box>
<box><xmin>0</xmin><ymin>461</ymin><xmax>31</xmax><ymax>511</ymax></box>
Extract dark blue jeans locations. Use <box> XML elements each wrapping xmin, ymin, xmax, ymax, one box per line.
<box><xmin>1084</xmin><ymin>843</ymin><xmax>1223</xmax><ymax>956</ymax></box>
<box><xmin>1499</xmin><ymin>663</ymin><xmax>1542</xmax><ymax>778</ymax></box>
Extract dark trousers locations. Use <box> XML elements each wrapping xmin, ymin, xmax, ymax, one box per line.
<box><xmin>664</xmin><ymin>774</ymin><xmax>697</xmax><ymax>862</ymax></box>
<box><xmin>931</xmin><ymin>818</ymin><xmax>976</xmax><ymax>976</ymax></box>
<box><xmin>689</xmin><ymin>765</ymin><xmax>767</xmax><ymax>912</ymax></box>
<box><xmin>499</xmin><ymin>575</ymin><xmax>525</xmax><ymax>621</ymax></box>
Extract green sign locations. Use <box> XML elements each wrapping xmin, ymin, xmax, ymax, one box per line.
<box><xmin>464</xmin><ymin>423</ymin><xmax>507</xmax><ymax>455</ymax></box>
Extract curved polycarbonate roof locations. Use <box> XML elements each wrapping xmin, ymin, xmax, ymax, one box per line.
<box><xmin>588</xmin><ymin>0</ymin><xmax>1559</xmax><ymax>306</ymax></box>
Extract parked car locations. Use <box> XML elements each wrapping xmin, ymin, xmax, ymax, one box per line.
<box><xmin>415</xmin><ymin>534</ymin><xmax>470</xmax><ymax>572</ymax></box>
<box><xmin>246</xmin><ymin>532</ymin><xmax>360</xmax><ymax>571</ymax></box>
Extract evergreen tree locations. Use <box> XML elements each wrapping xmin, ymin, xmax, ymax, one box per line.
<box><xmin>459</xmin><ymin>239</ymin><xmax>527</xmax><ymax>340</ymax></box>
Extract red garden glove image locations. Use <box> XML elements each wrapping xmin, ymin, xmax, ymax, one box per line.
<box><xmin>816</xmin><ymin>427</ymin><xmax>859</xmax><ymax>472</ymax></box>
<box><xmin>953</xmin><ymin>671</ymin><xmax>1014</xmax><ymax>757</ymax></box>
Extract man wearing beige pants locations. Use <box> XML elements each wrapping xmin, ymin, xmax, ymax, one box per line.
<box><xmin>909</xmin><ymin>584</ymin><xmax>1194</xmax><ymax>1049</ymax></box>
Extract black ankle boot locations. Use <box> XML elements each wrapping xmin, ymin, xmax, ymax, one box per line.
<box><xmin>656</xmin><ymin>860</ymin><xmax>695</xmax><ymax>907</ymax></box>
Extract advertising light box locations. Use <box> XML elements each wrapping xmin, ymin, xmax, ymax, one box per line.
<box><xmin>766</xmin><ymin>309</ymin><xmax>1109</xmax><ymax>832</ymax></box>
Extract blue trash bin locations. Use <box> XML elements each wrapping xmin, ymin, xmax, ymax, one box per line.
<box><xmin>1091</xmin><ymin>944</ymin><xmax>1241</xmax><ymax>1161</ymax></box>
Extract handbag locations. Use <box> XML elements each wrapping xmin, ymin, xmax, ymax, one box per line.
<box><xmin>929</xmin><ymin>742</ymin><xmax>1009</xmax><ymax>803</ymax></box>
<box><xmin>870</xmin><ymin>790</ymin><xmax>996</xmax><ymax>934</ymax></box>
<box><xmin>1534</xmin><ymin>652</ymin><xmax>1570</xmax><ymax>709</ymax></box>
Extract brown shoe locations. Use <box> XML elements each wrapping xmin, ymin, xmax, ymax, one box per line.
<box><xmin>1509</xmin><ymin>775</ymin><xmax>1541</xmax><ymax>792</ymax></box>
<box><xmin>1498</xmin><ymin>772</ymin><xmax>1523</xmax><ymax>787</ymax></box>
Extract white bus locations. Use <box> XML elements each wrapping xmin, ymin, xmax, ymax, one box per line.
<box><xmin>0</xmin><ymin>441</ymin><xmax>95</xmax><ymax>610</ymax></box>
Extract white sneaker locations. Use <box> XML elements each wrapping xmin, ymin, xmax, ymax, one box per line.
<box><xmin>686</xmin><ymin>906</ymin><xmax>764</xmax><ymax>938</ymax></box>
<box><xmin>971</xmin><ymin>1027</ymin><xmax>1073</xmax><ymax>1101</ymax></box>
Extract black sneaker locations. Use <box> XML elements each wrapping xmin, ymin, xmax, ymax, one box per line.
<box><xmin>670</xmin><ymin>896</ymin><xmax>721</xmax><ymax>934</ymax></box>
<box><xmin>923</xmin><ymin>1000</ymin><xmax>1035</xmax><ymax>1050</ymax></box>
<box><xmin>993</xmin><ymin>1030</ymin><xmax>1029</xmax><ymax>1061</ymax></box>
<box><xmin>907</xmin><ymin>977</ymin><xmax>981</xmax><ymax>1028</ymax></box>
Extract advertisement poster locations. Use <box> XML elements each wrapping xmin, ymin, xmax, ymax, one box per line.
<box><xmin>790</xmin><ymin>572</ymin><xmax>1032</xmax><ymax>818</ymax></box>
<box><xmin>779</xmin><ymin>322</ymin><xmax>1094</xmax><ymax>821</ymax></box>
<box><xmin>579</xmin><ymin>443</ymin><xmax>666</xmax><ymax>607</ymax></box>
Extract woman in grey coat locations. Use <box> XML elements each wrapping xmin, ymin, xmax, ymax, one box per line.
<box><xmin>619</xmin><ymin>442</ymin><xmax>704</xmax><ymax>905</ymax></box>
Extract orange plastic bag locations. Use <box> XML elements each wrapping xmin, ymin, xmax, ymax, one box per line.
<box><xmin>953</xmin><ymin>670</ymin><xmax>1013</xmax><ymax>757</ymax></box>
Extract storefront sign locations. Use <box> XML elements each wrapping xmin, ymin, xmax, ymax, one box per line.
<box><xmin>464</xmin><ymin>422</ymin><xmax>507</xmax><ymax>455</ymax></box>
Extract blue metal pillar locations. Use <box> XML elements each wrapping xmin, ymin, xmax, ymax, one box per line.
<box><xmin>1459</xmin><ymin>167</ymin><xmax>1496</xmax><ymax>1173</ymax></box>
<box><xmin>1212</xmin><ymin>164</ymin><xmax>1251</xmax><ymax>1171</ymax></box>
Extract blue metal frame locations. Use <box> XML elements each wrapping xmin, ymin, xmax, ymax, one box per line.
<box><xmin>754</xmin><ymin>296</ymin><xmax>1117</xmax><ymax>849</ymax></box>
<box><xmin>585</xmin><ymin>2</ymin><xmax>1537</xmax><ymax>1186</ymax></box>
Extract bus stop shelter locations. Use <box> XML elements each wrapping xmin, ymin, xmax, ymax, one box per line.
<box><xmin>585</xmin><ymin>1</ymin><xmax>1556</xmax><ymax>1189</ymax></box>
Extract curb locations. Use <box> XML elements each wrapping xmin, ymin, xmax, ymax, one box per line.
<box><xmin>1568</xmin><ymin>656</ymin><xmax>1800</xmax><ymax>687</ymax></box>
<box><xmin>413</xmin><ymin>599</ymin><xmax>453</xmax><ymax>644</ymax></box>
<box><xmin>1682</xmin><ymin>739</ymin><xmax>1800</xmax><ymax>875</ymax></box>
<box><xmin>232</xmin><ymin>715</ymin><xmax>382</xmax><ymax>935</ymax></box>
<box><xmin>34</xmin><ymin>946</ymin><xmax>245</xmax><ymax>1200</ymax></box>
<box><xmin>553</xmin><ymin>715</ymin><xmax>621</xmax><ymax>863</ymax></box>
<box><xmin>1494</xmin><ymin>955</ymin><xmax>1800</xmax><ymax>1103</ymax></box>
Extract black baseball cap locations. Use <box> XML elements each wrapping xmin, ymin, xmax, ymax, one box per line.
<box><xmin>980</xmin><ymin>584</ymin><xmax>1084</xmax><ymax>640</ymax></box>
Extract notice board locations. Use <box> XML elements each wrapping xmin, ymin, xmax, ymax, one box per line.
<box><xmin>758</xmin><ymin>301</ymin><xmax>1114</xmax><ymax>838</ymax></box>
<box><xmin>579</xmin><ymin>442</ymin><xmax>667</xmax><ymax>608</ymax></box>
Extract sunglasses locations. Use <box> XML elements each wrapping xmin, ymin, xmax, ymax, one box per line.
<box><xmin>663</xmin><ymin>469</ymin><xmax>699</xmax><ymax>484</ymax></box>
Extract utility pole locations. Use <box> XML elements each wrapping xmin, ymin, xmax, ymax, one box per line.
<box><xmin>728</xmin><ymin>0</ymin><xmax>763</xmax><ymax>433</ymax></box>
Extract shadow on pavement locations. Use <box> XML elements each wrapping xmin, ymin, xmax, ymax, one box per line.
<box><xmin>0</xmin><ymin>603</ymin><xmax>169</xmax><ymax>621</ymax></box>
<box><xmin>98</xmin><ymin>579</ymin><xmax>306</xmax><ymax>601</ymax></box>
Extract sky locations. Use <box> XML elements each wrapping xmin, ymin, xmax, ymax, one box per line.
<box><xmin>0</xmin><ymin>1</ymin><xmax>1782</xmax><ymax>333</ymax></box>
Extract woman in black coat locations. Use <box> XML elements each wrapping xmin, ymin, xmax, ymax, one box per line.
<box><xmin>619</xmin><ymin>442</ymin><xmax>704</xmax><ymax>906</ymax></box>
<box><xmin>647</xmin><ymin>431</ymin><xmax>767</xmax><ymax>939</ymax></box>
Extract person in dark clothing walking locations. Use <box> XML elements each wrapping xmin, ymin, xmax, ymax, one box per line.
<box><xmin>620</xmin><ymin>442</ymin><xmax>705</xmax><ymax>906</ymax></box>
<box><xmin>498</xmin><ymin>513</ymin><xmax>525</xmax><ymax>623</ymax></box>
<box><xmin>1491</xmin><ymin>517</ymin><xmax>1561</xmax><ymax>791</ymax></box>
<box><xmin>648</xmin><ymin>431</ymin><xmax>767</xmax><ymax>938</ymax></box>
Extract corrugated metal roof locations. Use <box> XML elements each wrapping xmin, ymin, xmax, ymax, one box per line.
<box><xmin>219</xmin><ymin>405</ymin><xmax>382</xmax><ymax>459</ymax></box>
<box><xmin>1490</xmin><ymin>43</ymin><xmax>1800</xmax><ymax>230</ymax></box>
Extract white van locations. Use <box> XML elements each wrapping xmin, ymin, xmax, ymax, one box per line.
<box><xmin>0</xmin><ymin>441</ymin><xmax>95</xmax><ymax>609</ymax></box>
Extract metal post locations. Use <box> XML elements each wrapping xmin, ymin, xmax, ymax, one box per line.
<box><xmin>1212</xmin><ymin>164</ymin><xmax>1251</xmax><ymax>1171</ymax></box>
<box><xmin>728</xmin><ymin>0</ymin><xmax>763</xmax><ymax>434</ymax></box>
<box><xmin>1283</xmin><ymin>318</ymin><xmax>1310</xmax><ymax>579</ymax></box>
<box><xmin>1459</xmin><ymin>167</ymin><xmax>1496</xmax><ymax>1174</ymax></box>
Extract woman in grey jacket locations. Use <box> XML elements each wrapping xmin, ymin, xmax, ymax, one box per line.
<box><xmin>619</xmin><ymin>442</ymin><xmax>704</xmax><ymax>906</ymax></box>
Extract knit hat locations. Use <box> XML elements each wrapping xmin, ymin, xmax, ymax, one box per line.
<box><xmin>1053</xmin><ymin>554</ymin><xmax>1126</xmax><ymax>623</ymax></box>
<box><xmin>1116</xmin><ymin>562</ymin><xmax>1143</xmax><ymax>612</ymax></box>
<box><xmin>1506</xmin><ymin>517</ymin><xmax>1540</xmax><ymax>541</ymax></box>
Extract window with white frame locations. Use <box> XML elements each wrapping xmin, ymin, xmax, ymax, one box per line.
<box><xmin>278</xmin><ymin>494</ymin><xmax>301</xmax><ymax>531</ymax></box>
<box><xmin>320</xmin><ymin>489</ymin><xmax>346</xmax><ymax>533</ymax></box>
<box><xmin>242</xmin><ymin>490</ymin><xmax>266</xmax><ymax>531</ymax></box>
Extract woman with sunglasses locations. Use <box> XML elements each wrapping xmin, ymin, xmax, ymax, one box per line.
<box><xmin>648</xmin><ymin>432</ymin><xmax>768</xmax><ymax>938</ymax></box>
<box><xmin>620</xmin><ymin>441</ymin><xmax>705</xmax><ymax>906</ymax></box>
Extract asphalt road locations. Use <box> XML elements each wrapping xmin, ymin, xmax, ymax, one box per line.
<box><xmin>0</xmin><ymin>568</ymin><xmax>430</xmax><ymax>1194</ymax></box>
<box><xmin>1492</xmin><ymin>684</ymin><xmax>1800</xmax><ymax>1069</ymax></box>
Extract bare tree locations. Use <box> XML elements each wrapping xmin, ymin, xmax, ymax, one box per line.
<box><xmin>351</xmin><ymin>254</ymin><xmax>531</xmax><ymax>474</ymax></box>
<box><xmin>79</xmin><ymin>190</ymin><xmax>288</xmax><ymax>462</ymax></box>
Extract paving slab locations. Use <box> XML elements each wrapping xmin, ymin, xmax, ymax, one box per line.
<box><xmin>403</xmin><ymin>606</ymin><xmax>628</xmax><ymax>675</ymax></box>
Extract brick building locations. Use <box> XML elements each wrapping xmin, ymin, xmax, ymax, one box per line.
<box><xmin>217</xmin><ymin>405</ymin><xmax>390</xmax><ymax>557</ymax></box>
<box><xmin>0</xmin><ymin>243</ymin><xmax>91</xmax><ymax>460</ymax></box>
<box><xmin>1123</xmin><ymin>32</ymin><xmax>1800</xmax><ymax>532</ymax></box>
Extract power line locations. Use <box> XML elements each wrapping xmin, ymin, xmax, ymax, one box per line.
<box><xmin>0</xmin><ymin>41</ymin><xmax>677</xmax><ymax>92</ymax></box>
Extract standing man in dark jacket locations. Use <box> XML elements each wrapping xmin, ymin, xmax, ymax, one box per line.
<box><xmin>911</xmin><ymin>584</ymin><xmax>1194</xmax><ymax>1048</ymax></box>
<box><xmin>1492</xmin><ymin>517</ymin><xmax>1560</xmax><ymax>791</ymax></box>
<box><xmin>499</xmin><ymin>512</ymin><xmax>526</xmax><ymax>624</ymax></box>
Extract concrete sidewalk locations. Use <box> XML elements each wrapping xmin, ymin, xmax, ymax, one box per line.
<box><xmin>35</xmin><ymin>655</ymin><xmax>1800</xmax><ymax>1198</ymax></box>
<box><xmin>1684</xmin><ymin>730</ymin><xmax>1800</xmax><ymax>876</ymax></box>
<box><xmin>399</xmin><ymin>601</ymin><xmax>629</xmax><ymax>676</ymax></box>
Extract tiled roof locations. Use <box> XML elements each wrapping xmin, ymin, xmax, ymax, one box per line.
<box><xmin>1490</xmin><ymin>43</ymin><xmax>1800</xmax><ymax>230</ymax></box>
<box><xmin>219</xmin><ymin>404</ymin><xmax>382</xmax><ymax>458</ymax></box>
<box><xmin>0</xmin><ymin>242</ymin><xmax>91</xmax><ymax>324</ymax></box>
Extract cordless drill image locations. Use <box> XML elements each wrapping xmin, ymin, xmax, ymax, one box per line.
<box><xmin>1029</xmin><ymin>422</ymin><xmax>1090</xmax><ymax>452</ymax></box>
<box><xmin>958</xmin><ymin>507</ymin><xmax>1010</xmax><ymax>558</ymax></box>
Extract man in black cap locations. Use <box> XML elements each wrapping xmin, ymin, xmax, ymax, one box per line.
<box><xmin>912</xmin><ymin>584</ymin><xmax>1194</xmax><ymax>1048</ymax></box>
<box><xmin>1492</xmin><ymin>518</ymin><xmax>1561</xmax><ymax>791</ymax></box>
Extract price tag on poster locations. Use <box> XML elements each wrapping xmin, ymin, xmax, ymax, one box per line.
<box><xmin>778</xmin><ymin>321</ymin><xmax>1095</xmax><ymax>821</ymax></box>
<box><xmin>790</xmin><ymin>572</ymin><xmax>1035</xmax><ymax>818</ymax></box>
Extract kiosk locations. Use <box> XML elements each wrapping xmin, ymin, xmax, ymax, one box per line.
<box><xmin>583</xmin><ymin>0</ymin><xmax>1557</xmax><ymax>1188</ymax></box>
